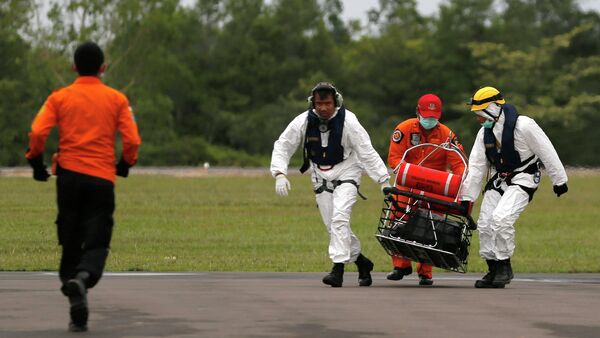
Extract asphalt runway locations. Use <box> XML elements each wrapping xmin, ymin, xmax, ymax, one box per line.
<box><xmin>1</xmin><ymin>272</ymin><xmax>599</xmax><ymax>338</ymax></box>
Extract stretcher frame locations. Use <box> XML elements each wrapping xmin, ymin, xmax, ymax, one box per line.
<box><xmin>375</xmin><ymin>142</ymin><xmax>477</xmax><ymax>273</ymax></box>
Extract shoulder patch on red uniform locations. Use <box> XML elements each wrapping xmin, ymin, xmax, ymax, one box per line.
<box><xmin>392</xmin><ymin>130</ymin><xmax>403</xmax><ymax>143</ymax></box>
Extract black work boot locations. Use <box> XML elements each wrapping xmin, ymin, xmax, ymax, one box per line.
<box><xmin>386</xmin><ymin>266</ymin><xmax>412</xmax><ymax>281</ymax></box>
<box><xmin>492</xmin><ymin>259</ymin><xmax>512</xmax><ymax>288</ymax></box>
<box><xmin>355</xmin><ymin>254</ymin><xmax>374</xmax><ymax>287</ymax></box>
<box><xmin>418</xmin><ymin>275</ymin><xmax>433</xmax><ymax>286</ymax></box>
<box><xmin>64</xmin><ymin>271</ymin><xmax>89</xmax><ymax>332</ymax></box>
<box><xmin>322</xmin><ymin>263</ymin><xmax>344</xmax><ymax>287</ymax></box>
<box><xmin>506</xmin><ymin>258</ymin><xmax>514</xmax><ymax>281</ymax></box>
<box><xmin>475</xmin><ymin>260</ymin><xmax>499</xmax><ymax>288</ymax></box>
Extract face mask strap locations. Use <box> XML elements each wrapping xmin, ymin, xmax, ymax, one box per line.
<box><xmin>482</xmin><ymin>108</ymin><xmax>497</xmax><ymax>120</ymax></box>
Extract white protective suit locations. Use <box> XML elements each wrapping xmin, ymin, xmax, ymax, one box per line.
<box><xmin>271</xmin><ymin>108</ymin><xmax>389</xmax><ymax>263</ymax></box>
<box><xmin>459</xmin><ymin>112</ymin><xmax>568</xmax><ymax>261</ymax></box>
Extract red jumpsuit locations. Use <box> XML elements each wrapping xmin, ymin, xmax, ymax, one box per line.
<box><xmin>388</xmin><ymin>118</ymin><xmax>465</xmax><ymax>279</ymax></box>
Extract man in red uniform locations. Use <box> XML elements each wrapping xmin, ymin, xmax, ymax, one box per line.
<box><xmin>386</xmin><ymin>94</ymin><xmax>465</xmax><ymax>285</ymax></box>
<box><xmin>26</xmin><ymin>41</ymin><xmax>141</xmax><ymax>332</ymax></box>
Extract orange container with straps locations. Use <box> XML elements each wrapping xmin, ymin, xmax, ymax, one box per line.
<box><xmin>396</xmin><ymin>162</ymin><xmax>462</xmax><ymax>198</ymax></box>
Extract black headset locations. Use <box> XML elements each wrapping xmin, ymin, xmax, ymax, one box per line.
<box><xmin>308</xmin><ymin>82</ymin><xmax>343</xmax><ymax>109</ymax></box>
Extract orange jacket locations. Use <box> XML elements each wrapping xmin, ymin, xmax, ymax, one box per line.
<box><xmin>26</xmin><ymin>76</ymin><xmax>141</xmax><ymax>183</ymax></box>
<box><xmin>388</xmin><ymin>118</ymin><xmax>465</xmax><ymax>175</ymax></box>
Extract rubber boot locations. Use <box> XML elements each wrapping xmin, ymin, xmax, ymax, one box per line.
<box><xmin>492</xmin><ymin>259</ymin><xmax>512</xmax><ymax>288</ymax></box>
<box><xmin>355</xmin><ymin>254</ymin><xmax>374</xmax><ymax>287</ymax></box>
<box><xmin>64</xmin><ymin>271</ymin><xmax>89</xmax><ymax>332</ymax></box>
<box><xmin>322</xmin><ymin>263</ymin><xmax>344</xmax><ymax>287</ymax></box>
<box><xmin>387</xmin><ymin>266</ymin><xmax>412</xmax><ymax>281</ymax></box>
<box><xmin>475</xmin><ymin>260</ymin><xmax>499</xmax><ymax>288</ymax></box>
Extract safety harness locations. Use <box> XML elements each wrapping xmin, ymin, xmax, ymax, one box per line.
<box><xmin>483</xmin><ymin>104</ymin><xmax>540</xmax><ymax>201</ymax></box>
<box><xmin>313</xmin><ymin>179</ymin><xmax>367</xmax><ymax>200</ymax></box>
<box><xmin>300</xmin><ymin>107</ymin><xmax>346</xmax><ymax>173</ymax></box>
<box><xmin>299</xmin><ymin>107</ymin><xmax>367</xmax><ymax>200</ymax></box>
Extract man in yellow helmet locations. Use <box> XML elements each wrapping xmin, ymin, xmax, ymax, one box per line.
<box><xmin>459</xmin><ymin>87</ymin><xmax>568</xmax><ymax>288</ymax></box>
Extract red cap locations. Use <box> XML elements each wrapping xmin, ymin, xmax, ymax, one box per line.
<box><xmin>417</xmin><ymin>94</ymin><xmax>442</xmax><ymax>119</ymax></box>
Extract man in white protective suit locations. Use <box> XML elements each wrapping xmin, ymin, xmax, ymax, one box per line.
<box><xmin>459</xmin><ymin>86</ymin><xmax>568</xmax><ymax>288</ymax></box>
<box><xmin>270</xmin><ymin>82</ymin><xmax>391</xmax><ymax>287</ymax></box>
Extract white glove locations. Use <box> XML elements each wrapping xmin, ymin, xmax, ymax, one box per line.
<box><xmin>275</xmin><ymin>175</ymin><xmax>291</xmax><ymax>197</ymax></box>
<box><xmin>380</xmin><ymin>180</ymin><xmax>392</xmax><ymax>194</ymax></box>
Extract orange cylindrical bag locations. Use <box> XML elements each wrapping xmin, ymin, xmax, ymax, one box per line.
<box><xmin>396</xmin><ymin>162</ymin><xmax>462</xmax><ymax>197</ymax></box>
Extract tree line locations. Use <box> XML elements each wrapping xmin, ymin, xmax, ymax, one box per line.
<box><xmin>1</xmin><ymin>0</ymin><xmax>599</xmax><ymax>167</ymax></box>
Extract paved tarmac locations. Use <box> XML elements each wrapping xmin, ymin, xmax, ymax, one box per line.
<box><xmin>1</xmin><ymin>272</ymin><xmax>599</xmax><ymax>338</ymax></box>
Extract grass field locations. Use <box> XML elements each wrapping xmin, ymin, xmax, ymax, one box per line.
<box><xmin>1</xmin><ymin>170</ymin><xmax>599</xmax><ymax>274</ymax></box>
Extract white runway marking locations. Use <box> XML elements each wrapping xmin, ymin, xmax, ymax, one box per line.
<box><xmin>37</xmin><ymin>272</ymin><xmax>600</xmax><ymax>284</ymax></box>
<box><xmin>42</xmin><ymin>272</ymin><xmax>207</xmax><ymax>277</ymax></box>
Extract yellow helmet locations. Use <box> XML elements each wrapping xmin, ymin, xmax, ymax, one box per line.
<box><xmin>469</xmin><ymin>86</ymin><xmax>506</xmax><ymax>111</ymax></box>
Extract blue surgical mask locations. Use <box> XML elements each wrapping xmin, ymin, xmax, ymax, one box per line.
<box><xmin>481</xmin><ymin>119</ymin><xmax>495</xmax><ymax>129</ymax></box>
<box><xmin>419</xmin><ymin>117</ymin><xmax>438</xmax><ymax>130</ymax></box>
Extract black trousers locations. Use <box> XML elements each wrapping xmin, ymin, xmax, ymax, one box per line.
<box><xmin>56</xmin><ymin>168</ymin><xmax>115</xmax><ymax>289</ymax></box>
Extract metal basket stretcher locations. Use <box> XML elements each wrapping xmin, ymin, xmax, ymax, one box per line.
<box><xmin>375</xmin><ymin>142</ymin><xmax>477</xmax><ymax>273</ymax></box>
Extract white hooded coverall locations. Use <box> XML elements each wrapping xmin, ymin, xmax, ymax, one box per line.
<box><xmin>271</xmin><ymin>108</ymin><xmax>389</xmax><ymax>263</ymax></box>
<box><xmin>459</xmin><ymin>112</ymin><xmax>568</xmax><ymax>261</ymax></box>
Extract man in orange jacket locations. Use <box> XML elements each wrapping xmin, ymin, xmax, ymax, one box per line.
<box><xmin>386</xmin><ymin>94</ymin><xmax>465</xmax><ymax>285</ymax></box>
<box><xmin>25</xmin><ymin>41</ymin><xmax>141</xmax><ymax>332</ymax></box>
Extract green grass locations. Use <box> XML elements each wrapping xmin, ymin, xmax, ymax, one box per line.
<box><xmin>1</xmin><ymin>171</ymin><xmax>598</xmax><ymax>273</ymax></box>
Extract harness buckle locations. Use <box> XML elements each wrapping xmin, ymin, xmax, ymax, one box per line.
<box><xmin>498</xmin><ymin>172</ymin><xmax>511</xmax><ymax>178</ymax></box>
<box><xmin>493</xmin><ymin>173</ymin><xmax>511</xmax><ymax>189</ymax></box>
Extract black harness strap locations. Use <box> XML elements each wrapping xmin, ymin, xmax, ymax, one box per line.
<box><xmin>314</xmin><ymin>179</ymin><xmax>334</xmax><ymax>194</ymax></box>
<box><xmin>314</xmin><ymin>179</ymin><xmax>367</xmax><ymax>200</ymax></box>
<box><xmin>484</xmin><ymin>158</ymin><xmax>540</xmax><ymax>201</ymax></box>
<box><xmin>517</xmin><ymin>185</ymin><xmax>537</xmax><ymax>202</ymax></box>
